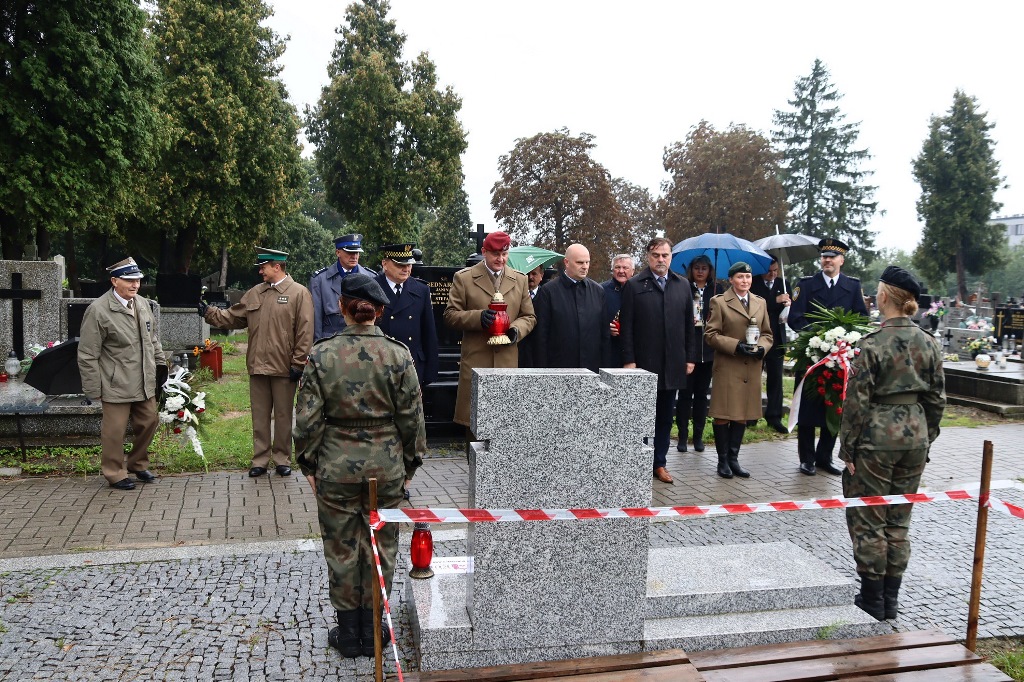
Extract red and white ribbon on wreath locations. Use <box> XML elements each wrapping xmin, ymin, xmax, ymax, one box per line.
<box><xmin>368</xmin><ymin>524</ymin><xmax>404</xmax><ymax>681</ymax></box>
<box><xmin>373</xmin><ymin>481</ymin><xmax>1024</xmax><ymax>525</ymax></box>
<box><xmin>790</xmin><ymin>338</ymin><xmax>856</xmax><ymax>432</ymax></box>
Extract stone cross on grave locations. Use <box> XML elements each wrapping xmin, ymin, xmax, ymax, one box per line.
<box><xmin>0</xmin><ymin>272</ymin><xmax>42</xmax><ymax>359</ymax></box>
<box><xmin>468</xmin><ymin>223</ymin><xmax>487</xmax><ymax>253</ymax></box>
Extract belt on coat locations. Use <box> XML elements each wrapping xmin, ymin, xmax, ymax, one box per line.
<box><xmin>872</xmin><ymin>393</ymin><xmax>919</xmax><ymax>405</ymax></box>
<box><xmin>325</xmin><ymin>416</ymin><xmax>394</xmax><ymax>427</ymax></box>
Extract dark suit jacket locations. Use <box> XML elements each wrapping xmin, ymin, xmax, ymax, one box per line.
<box><xmin>750</xmin><ymin>276</ymin><xmax>787</xmax><ymax>353</ymax></box>
<box><xmin>534</xmin><ymin>274</ymin><xmax>609</xmax><ymax>372</ymax></box>
<box><xmin>690</xmin><ymin>280</ymin><xmax>723</xmax><ymax>364</ymax></box>
<box><xmin>375</xmin><ymin>274</ymin><xmax>439</xmax><ymax>385</ymax></box>
<box><xmin>788</xmin><ymin>271</ymin><xmax>868</xmax><ymax>332</ymax></box>
<box><xmin>601</xmin><ymin>279</ymin><xmax>626</xmax><ymax>367</ymax></box>
<box><xmin>620</xmin><ymin>268</ymin><xmax>698</xmax><ymax>391</ymax></box>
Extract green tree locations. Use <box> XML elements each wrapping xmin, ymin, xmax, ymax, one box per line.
<box><xmin>306</xmin><ymin>0</ymin><xmax>466</xmax><ymax>250</ymax></box>
<box><xmin>491</xmin><ymin>128</ymin><xmax>629</xmax><ymax>276</ymax></box>
<box><xmin>772</xmin><ymin>59</ymin><xmax>879</xmax><ymax>262</ymax></box>
<box><xmin>659</xmin><ymin>120</ymin><xmax>788</xmax><ymax>243</ymax></box>
<box><xmin>420</xmin><ymin>185</ymin><xmax>473</xmax><ymax>267</ymax></box>
<box><xmin>911</xmin><ymin>90</ymin><xmax>1005</xmax><ymax>303</ymax></box>
<box><xmin>0</xmin><ymin>0</ymin><xmax>159</xmax><ymax>266</ymax></box>
<box><xmin>611</xmin><ymin>178</ymin><xmax>659</xmax><ymax>263</ymax></box>
<box><xmin>145</xmin><ymin>0</ymin><xmax>303</xmax><ymax>274</ymax></box>
<box><xmin>298</xmin><ymin>157</ymin><xmax>347</xmax><ymax>237</ymax></box>
<box><xmin>268</xmin><ymin>212</ymin><xmax>336</xmax><ymax>285</ymax></box>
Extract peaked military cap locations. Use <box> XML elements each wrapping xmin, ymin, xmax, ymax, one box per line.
<box><xmin>340</xmin><ymin>273</ymin><xmax>389</xmax><ymax>306</ymax></box>
<box><xmin>379</xmin><ymin>243</ymin><xmax>417</xmax><ymax>264</ymax></box>
<box><xmin>728</xmin><ymin>261</ymin><xmax>752</xmax><ymax>277</ymax></box>
<box><xmin>254</xmin><ymin>247</ymin><xmax>288</xmax><ymax>266</ymax></box>
<box><xmin>818</xmin><ymin>238</ymin><xmax>850</xmax><ymax>256</ymax></box>
<box><xmin>879</xmin><ymin>265</ymin><xmax>922</xmax><ymax>298</ymax></box>
<box><xmin>107</xmin><ymin>257</ymin><xmax>145</xmax><ymax>280</ymax></box>
<box><xmin>334</xmin><ymin>233</ymin><xmax>364</xmax><ymax>252</ymax></box>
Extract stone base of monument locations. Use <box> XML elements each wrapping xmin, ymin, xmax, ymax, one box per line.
<box><xmin>409</xmin><ymin>540</ymin><xmax>889</xmax><ymax>670</ymax></box>
<box><xmin>0</xmin><ymin>395</ymin><xmax>131</xmax><ymax>446</ymax></box>
<box><xmin>160</xmin><ymin>308</ymin><xmax>209</xmax><ymax>350</ymax></box>
<box><xmin>944</xmin><ymin>360</ymin><xmax>1024</xmax><ymax>415</ymax></box>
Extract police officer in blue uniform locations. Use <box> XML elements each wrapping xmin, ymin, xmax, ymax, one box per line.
<box><xmin>788</xmin><ymin>238</ymin><xmax>869</xmax><ymax>476</ymax></box>
<box><xmin>374</xmin><ymin>243</ymin><xmax>439</xmax><ymax>386</ymax></box>
<box><xmin>310</xmin><ymin>234</ymin><xmax>377</xmax><ymax>342</ymax></box>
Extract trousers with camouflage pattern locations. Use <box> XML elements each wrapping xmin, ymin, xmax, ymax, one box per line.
<box><xmin>315</xmin><ymin>478</ymin><xmax>404</xmax><ymax>611</ymax></box>
<box><xmin>842</xmin><ymin>446</ymin><xmax>928</xmax><ymax>578</ymax></box>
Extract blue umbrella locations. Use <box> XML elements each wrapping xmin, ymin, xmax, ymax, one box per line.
<box><xmin>670</xmin><ymin>233</ymin><xmax>773</xmax><ymax>277</ymax></box>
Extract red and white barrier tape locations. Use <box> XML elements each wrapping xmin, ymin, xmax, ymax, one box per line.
<box><xmin>376</xmin><ymin>480</ymin><xmax>1024</xmax><ymax>525</ymax></box>
<box><xmin>368</xmin><ymin>511</ymin><xmax>404</xmax><ymax>682</ymax></box>
<box><xmin>987</xmin><ymin>495</ymin><xmax>1024</xmax><ymax>520</ymax></box>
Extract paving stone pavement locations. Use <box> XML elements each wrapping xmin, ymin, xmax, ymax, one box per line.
<box><xmin>0</xmin><ymin>424</ymin><xmax>1021</xmax><ymax>680</ymax></box>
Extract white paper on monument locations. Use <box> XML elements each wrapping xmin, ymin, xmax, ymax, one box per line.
<box><xmin>788</xmin><ymin>379</ymin><xmax>803</xmax><ymax>434</ymax></box>
<box><xmin>431</xmin><ymin>556</ymin><xmax>473</xmax><ymax>574</ymax></box>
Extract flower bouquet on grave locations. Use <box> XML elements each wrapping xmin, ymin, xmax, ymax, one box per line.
<box><xmin>789</xmin><ymin>303</ymin><xmax>872</xmax><ymax>436</ymax></box>
<box><xmin>20</xmin><ymin>341</ymin><xmax>57</xmax><ymax>374</ymax></box>
<box><xmin>965</xmin><ymin>336</ymin><xmax>998</xmax><ymax>358</ymax></box>
<box><xmin>159</xmin><ymin>366</ymin><xmax>209</xmax><ymax>470</ymax></box>
<box><xmin>926</xmin><ymin>300</ymin><xmax>947</xmax><ymax>319</ymax></box>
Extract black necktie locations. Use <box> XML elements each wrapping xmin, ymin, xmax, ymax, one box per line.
<box><xmin>828</xmin><ymin>278</ymin><xmax>834</xmax><ymax>289</ymax></box>
<box><xmin>395</xmin><ymin>283</ymin><xmax>402</xmax><ymax>297</ymax></box>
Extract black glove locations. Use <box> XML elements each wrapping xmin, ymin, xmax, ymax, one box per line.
<box><xmin>751</xmin><ymin>344</ymin><xmax>766</xmax><ymax>359</ymax></box>
<box><xmin>507</xmin><ymin>327</ymin><xmax>519</xmax><ymax>344</ymax></box>
<box><xmin>480</xmin><ymin>309</ymin><xmax>497</xmax><ymax>329</ymax></box>
<box><xmin>197</xmin><ymin>299</ymin><xmax>208</xmax><ymax>316</ymax></box>
<box><xmin>156</xmin><ymin>364</ymin><xmax>169</xmax><ymax>390</ymax></box>
<box><xmin>289</xmin><ymin>366</ymin><xmax>303</xmax><ymax>382</ymax></box>
<box><xmin>737</xmin><ymin>343</ymin><xmax>764</xmax><ymax>358</ymax></box>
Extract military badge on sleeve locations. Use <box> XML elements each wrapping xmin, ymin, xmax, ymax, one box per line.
<box><xmin>792</xmin><ymin>286</ymin><xmax>801</xmax><ymax>301</ymax></box>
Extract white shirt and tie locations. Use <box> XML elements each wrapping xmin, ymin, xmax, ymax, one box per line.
<box><xmin>385</xmin><ymin>277</ymin><xmax>403</xmax><ymax>297</ymax></box>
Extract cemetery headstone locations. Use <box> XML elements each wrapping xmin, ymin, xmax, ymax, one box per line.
<box><xmin>0</xmin><ymin>260</ymin><xmax>61</xmax><ymax>361</ymax></box>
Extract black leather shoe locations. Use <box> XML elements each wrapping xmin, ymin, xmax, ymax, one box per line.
<box><xmin>767</xmin><ymin>420</ymin><xmax>788</xmax><ymax>434</ymax></box>
<box><xmin>676</xmin><ymin>440</ymin><xmax>687</xmax><ymax>452</ymax></box>
<box><xmin>248</xmin><ymin>467</ymin><xmax>267</xmax><ymax>478</ymax></box>
<box><xmin>110</xmin><ymin>478</ymin><xmax>136</xmax><ymax>490</ymax></box>
<box><xmin>799</xmin><ymin>462</ymin><xmax>817</xmax><ymax>476</ymax></box>
<box><xmin>275</xmin><ymin>465</ymin><xmax>292</xmax><ymax>476</ymax></box>
<box><xmin>129</xmin><ymin>469</ymin><xmax>157</xmax><ymax>483</ymax></box>
<box><xmin>692</xmin><ymin>436</ymin><xmax>705</xmax><ymax>453</ymax></box>
<box><xmin>816</xmin><ymin>460</ymin><xmax>844</xmax><ymax>476</ymax></box>
<box><xmin>403</xmin><ymin>487</ymin><xmax>411</xmax><ymax>501</ymax></box>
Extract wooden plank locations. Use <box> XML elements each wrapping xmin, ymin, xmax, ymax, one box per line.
<box><xmin>411</xmin><ymin>649</ymin><xmax>692</xmax><ymax>682</ymax></box>
<box><xmin>688</xmin><ymin>630</ymin><xmax>957</xmax><ymax>670</ymax></box>
<box><xmin>699</xmin><ymin>644</ymin><xmax>981</xmax><ymax>682</ymax></box>
<box><xmin>542</xmin><ymin>665</ymin><xmax>706</xmax><ymax>682</ymax></box>
<box><xmin>842</xmin><ymin>664</ymin><xmax>1012</xmax><ymax>681</ymax></box>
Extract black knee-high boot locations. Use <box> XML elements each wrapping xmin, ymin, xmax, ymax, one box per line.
<box><xmin>712</xmin><ymin>423</ymin><xmax>732</xmax><ymax>478</ymax></box>
<box><xmin>883</xmin><ymin>575</ymin><xmax>902</xmax><ymax>620</ymax></box>
<box><xmin>855</xmin><ymin>574</ymin><xmax>886</xmax><ymax>621</ymax></box>
<box><xmin>359</xmin><ymin>606</ymin><xmax>391</xmax><ymax>657</ymax></box>
<box><xmin>727</xmin><ymin>421</ymin><xmax>750</xmax><ymax>478</ymax></box>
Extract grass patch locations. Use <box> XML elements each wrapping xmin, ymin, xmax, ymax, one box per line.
<box><xmin>976</xmin><ymin>638</ymin><xmax>1024</xmax><ymax>680</ymax></box>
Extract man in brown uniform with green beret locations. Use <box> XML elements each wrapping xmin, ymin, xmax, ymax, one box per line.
<box><xmin>201</xmin><ymin>247</ymin><xmax>314</xmax><ymax>477</ymax></box>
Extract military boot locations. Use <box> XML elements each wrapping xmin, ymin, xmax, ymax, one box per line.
<box><xmin>359</xmin><ymin>606</ymin><xmax>392</xmax><ymax>657</ymax></box>
<box><xmin>327</xmin><ymin>610</ymin><xmax>361</xmax><ymax>658</ymax></box>
<box><xmin>726</xmin><ymin>422</ymin><xmax>750</xmax><ymax>478</ymax></box>
<box><xmin>855</xmin><ymin>574</ymin><xmax>886</xmax><ymax>621</ymax></box>
<box><xmin>712</xmin><ymin>423</ymin><xmax>732</xmax><ymax>479</ymax></box>
<box><xmin>883</xmin><ymin>575</ymin><xmax>902</xmax><ymax>620</ymax></box>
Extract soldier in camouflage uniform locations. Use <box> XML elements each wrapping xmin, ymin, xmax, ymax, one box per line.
<box><xmin>839</xmin><ymin>266</ymin><xmax>945</xmax><ymax>621</ymax></box>
<box><xmin>294</xmin><ymin>274</ymin><xmax>425</xmax><ymax>658</ymax></box>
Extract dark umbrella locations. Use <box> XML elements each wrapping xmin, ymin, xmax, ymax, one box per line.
<box><xmin>670</xmin><ymin>233</ymin><xmax>773</xmax><ymax>276</ymax></box>
<box><xmin>23</xmin><ymin>340</ymin><xmax>83</xmax><ymax>395</ymax></box>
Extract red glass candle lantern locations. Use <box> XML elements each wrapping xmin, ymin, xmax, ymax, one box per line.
<box><xmin>409</xmin><ymin>521</ymin><xmax>435</xmax><ymax>579</ymax></box>
<box><xmin>486</xmin><ymin>292</ymin><xmax>511</xmax><ymax>345</ymax></box>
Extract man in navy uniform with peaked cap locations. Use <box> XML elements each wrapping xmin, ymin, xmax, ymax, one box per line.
<box><xmin>788</xmin><ymin>237</ymin><xmax>869</xmax><ymax>476</ymax></box>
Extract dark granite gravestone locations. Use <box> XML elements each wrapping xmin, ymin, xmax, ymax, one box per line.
<box><xmin>66</xmin><ymin>302</ymin><xmax>91</xmax><ymax>339</ymax></box>
<box><xmin>156</xmin><ymin>273</ymin><xmax>202</xmax><ymax>307</ymax></box>
<box><xmin>993</xmin><ymin>307</ymin><xmax>1024</xmax><ymax>341</ymax></box>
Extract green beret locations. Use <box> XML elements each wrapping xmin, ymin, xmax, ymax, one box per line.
<box><xmin>728</xmin><ymin>262</ymin><xmax>752</xmax><ymax>277</ymax></box>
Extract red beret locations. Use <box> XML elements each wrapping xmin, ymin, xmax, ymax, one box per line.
<box><xmin>482</xmin><ymin>231</ymin><xmax>511</xmax><ymax>252</ymax></box>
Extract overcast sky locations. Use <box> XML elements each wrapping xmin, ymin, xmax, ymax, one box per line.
<box><xmin>265</xmin><ymin>0</ymin><xmax>1023</xmax><ymax>254</ymax></box>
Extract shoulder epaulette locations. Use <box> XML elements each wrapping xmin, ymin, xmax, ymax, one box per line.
<box><xmin>382</xmin><ymin>333</ymin><xmax>410</xmax><ymax>352</ymax></box>
<box><xmin>413</xmin><ymin>276</ymin><xmax>428</xmax><ymax>285</ymax></box>
<box><xmin>312</xmin><ymin>333</ymin><xmax>339</xmax><ymax>346</ymax></box>
<box><xmin>846</xmin><ymin>276</ymin><xmax>861</xmax><ymax>282</ymax></box>
<box><xmin>311</xmin><ymin>265</ymin><xmax>330</xmax><ymax>278</ymax></box>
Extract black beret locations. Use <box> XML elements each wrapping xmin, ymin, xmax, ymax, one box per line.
<box><xmin>340</xmin><ymin>273</ymin><xmax>389</xmax><ymax>306</ymax></box>
<box><xmin>728</xmin><ymin>261</ymin><xmax>752</xmax><ymax>277</ymax></box>
<box><xmin>879</xmin><ymin>266</ymin><xmax>922</xmax><ymax>298</ymax></box>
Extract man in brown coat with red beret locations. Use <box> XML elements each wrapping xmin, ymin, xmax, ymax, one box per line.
<box><xmin>443</xmin><ymin>231</ymin><xmax>536</xmax><ymax>429</ymax></box>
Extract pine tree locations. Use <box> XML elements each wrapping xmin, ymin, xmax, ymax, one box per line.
<box><xmin>306</xmin><ymin>0</ymin><xmax>466</xmax><ymax>250</ymax></box>
<box><xmin>912</xmin><ymin>90</ymin><xmax>1005</xmax><ymax>302</ymax></box>
<box><xmin>772</xmin><ymin>59</ymin><xmax>878</xmax><ymax>266</ymax></box>
<box><xmin>145</xmin><ymin>0</ymin><xmax>304</xmax><ymax>274</ymax></box>
<box><xmin>420</xmin><ymin>185</ymin><xmax>473</xmax><ymax>267</ymax></box>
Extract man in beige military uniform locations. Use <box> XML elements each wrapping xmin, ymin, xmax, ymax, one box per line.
<box><xmin>202</xmin><ymin>247</ymin><xmax>314</xmax><ymax>477</ymax></box>
<box><xmin>78</xmin><ymin>257</ymin><xmax>168</xmax><ymax>490</ymax></box>
<box><xmin>443</xmin><ymin>231</ymin><xmax>536</xmax><ymax>428</ymax></box>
